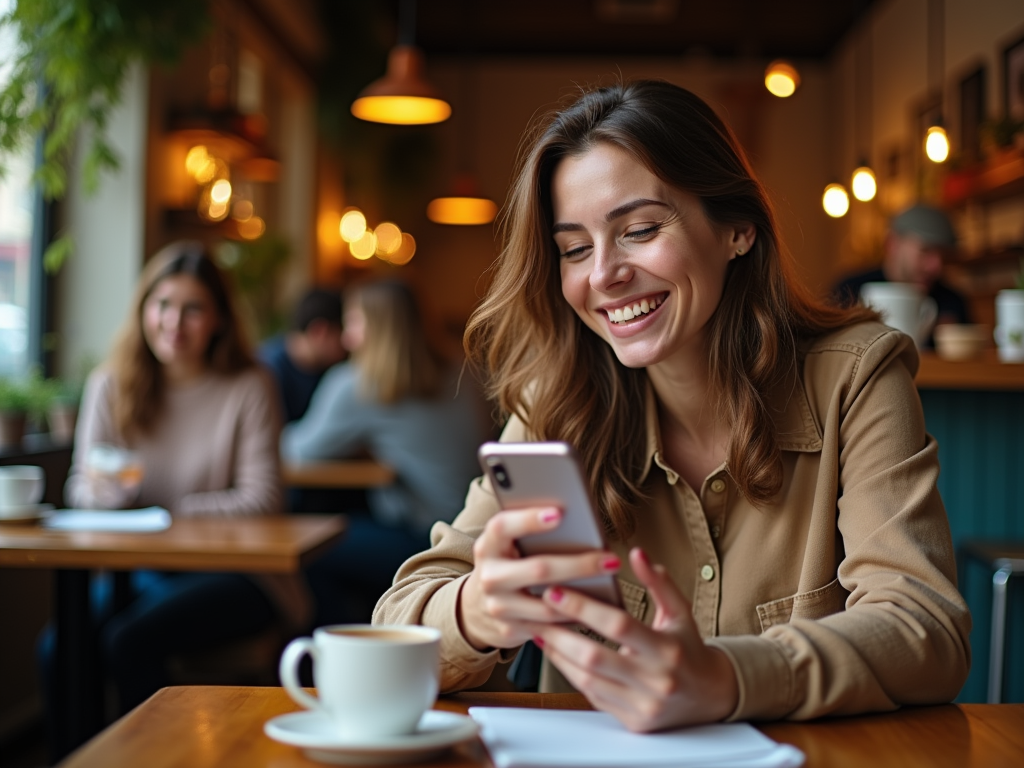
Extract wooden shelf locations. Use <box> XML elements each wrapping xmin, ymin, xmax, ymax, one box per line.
<box><xmin>943</xmin><ymin>147</ymin><xmax>1024</xmax><ymax>207</ymax></box>
<box><xmin>916</xmin><ymin>349</ymin><xmax>1024</xmax><ymax>390</ymax></box>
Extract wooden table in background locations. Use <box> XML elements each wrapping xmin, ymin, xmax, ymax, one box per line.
<box><xmin>915</xmin><ymin>349</ymin><xmax>1024</xmax><ymax>390</ymax></box>
<box><xmin>0</xmin><ymin>515</ymin><xmax>346</xmax><ymax>761</ymax></box>
<box><xmin>282</xmin><ymin>460</ymin><xmax>396</xmax><ymax>489</ymax></box>
<box><xmin>59</xmin><ymin>686</ymin><xmax>1024</xmax><ymax>768</ymax></box>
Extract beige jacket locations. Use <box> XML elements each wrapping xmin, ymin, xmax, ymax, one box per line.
<box><xmin>374</xmin><ymin>321</ymin><xmax>971</xmax><ymax>721</ymax></box>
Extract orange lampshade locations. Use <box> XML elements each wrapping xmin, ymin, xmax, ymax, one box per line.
<box><xmin>351</xmin><ymin>46</ymin><xmax>451</xmax><ymax>125</ymax></box>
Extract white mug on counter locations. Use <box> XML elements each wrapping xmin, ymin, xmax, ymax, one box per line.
<box><xmin>0</xmin><ymin>465</ymin><xmax>45</xmax><ymax>518</ymax></box>
<box><xmin>994</xmin><ymin>289</ymin><xmax>1024</xmax><ymax>363</ymax></box>
<box><xmin>279</xmin><ymin>624</ymin><xmax>441</xmax><ymax>741</ymax></box>
<box><xmin>860</xmin><ymin>282</ymin><xmax>937</xmax><ymax>348</ymax></box>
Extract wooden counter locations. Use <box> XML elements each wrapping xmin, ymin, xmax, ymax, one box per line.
<box><xmin>915</xmin><ymin>349</ymin><xmax>1024</xmax><ymax>390</ymax></box>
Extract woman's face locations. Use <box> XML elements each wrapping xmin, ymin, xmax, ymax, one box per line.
<box><xmin>341</xmin><ymin>303</ymin><xmax>367</xmax><ymax>353</ymax></box>
<box><xmin>552</xmin><ymin>142</ymin><xmax>752</xmax><ymax>371</ymax></box>
<box><xmin>141</xmin><ymin>274</ymin><xmax>221</xmax><ymax>373</ymax></box>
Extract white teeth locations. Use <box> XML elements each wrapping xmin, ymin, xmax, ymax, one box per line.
<box><xmin>608</xmin><ymin>296</ymin><xmax>663</xmax><ymax>324</ymax></box>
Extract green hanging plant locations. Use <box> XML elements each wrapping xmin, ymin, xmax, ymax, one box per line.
<box><xmin>0</xmin><ymin>0</ymin><xmax>210</xmax><ymax>271</ymax></box>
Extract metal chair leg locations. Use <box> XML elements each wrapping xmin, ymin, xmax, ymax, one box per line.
<box><xmin>988</xmin><ymin>566</ymin><xmax>1012</xmax><ymax>704</ymax></box>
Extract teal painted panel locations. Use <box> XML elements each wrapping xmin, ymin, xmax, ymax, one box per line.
<box><xmin>920</xmin><ymin>389</ymin><xmax>1024</xmax><ymax>703</ymax></box>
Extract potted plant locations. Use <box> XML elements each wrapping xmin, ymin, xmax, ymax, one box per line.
<box><xmin>0</xmin><ymin>376</ymin><xmax>33</xmax><ymax>449</ymax></box>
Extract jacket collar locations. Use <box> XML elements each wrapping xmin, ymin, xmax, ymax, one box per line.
<box><xmin>638</xmin><ymin>362</ymin><xmax>822</xmax><ymax>484</ymax></box>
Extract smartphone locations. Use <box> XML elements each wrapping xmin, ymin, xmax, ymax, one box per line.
<box><xmin>478</xmin><ymin>441</ymin><xmax>622</xmax><ymax>607</ymax></box>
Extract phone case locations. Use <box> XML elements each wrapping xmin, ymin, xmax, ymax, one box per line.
<box><xmin>478</xmin><ymin>441</ymin><xmax>622</xmax><ymax>606</ymax></box>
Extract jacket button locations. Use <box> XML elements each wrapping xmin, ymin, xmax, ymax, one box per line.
<box><xmin>710</xmin><ymin>478</ymin><xmax>726</xmax><ymax>493</ymax></box>
<box><xmin>700</xmin><ymin>564</ymin><xmax>715</xmax><ymax>581</ymax></box>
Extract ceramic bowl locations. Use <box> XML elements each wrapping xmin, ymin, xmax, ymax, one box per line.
<box><xmin>934</xmin><ymin>324</ymin><xmax>988</xmax><ymax>361</ymax></box>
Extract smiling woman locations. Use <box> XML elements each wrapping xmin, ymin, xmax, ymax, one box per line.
<box><xmin>374</xmin><ymin>80</ymin><xmax>972</xmax><ymax>733</ymax></box>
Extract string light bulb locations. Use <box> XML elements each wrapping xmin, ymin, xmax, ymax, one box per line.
<box><xmin>851</xmin><ymin>165</ymin><xmax>877</xmax><ymax>202</ymax></box>
<box><xmin>925</xmin><ymin>124</ymin><xmax>950</xmax><ymax>163</ymax></box>
<box><xmin>764</xmin><ymin>60</ymin><xmax>801</xmax><ymax>98</ymax></box>
<box><xmin>822</xmin><ymin>183</ymin><xmax>850</xmax><ymax>218</ymax></box>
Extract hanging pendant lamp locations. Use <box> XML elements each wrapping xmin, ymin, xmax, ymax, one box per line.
<box><xmin>428</xmin><ymin>174</ymin><xmax>497</xmax><ymax>225</ymax></box>
<box><xmin>350</xmin><ymin>0</ymin><xmax>451</xmax><ymax>126</ymax></box>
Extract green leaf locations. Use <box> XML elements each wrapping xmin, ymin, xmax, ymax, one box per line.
<box><xmin>43</xmin><ymin>234</ymin><xmax>74</xmax><ymax>273</ymax></box>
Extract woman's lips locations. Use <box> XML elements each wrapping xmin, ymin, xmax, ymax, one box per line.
<box><xmin>604</xmin><ymin>293</ymin><xmax>667</xmax><ymax>325</ymax></box>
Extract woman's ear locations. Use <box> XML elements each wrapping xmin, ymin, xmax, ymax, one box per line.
<box><xmin>730</xmin><ymin>223</ymin><xmax>757</xmax><ymax>259</ymax></box>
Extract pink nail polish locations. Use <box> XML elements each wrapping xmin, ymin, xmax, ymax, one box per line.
<box><xmin>540</xmin><ymin>508</ymin><xmax>561</xmax><ymax>523</ymax></box>
<box><xmin>548</xmin><ymin>586</ymin><xmax>564</xmax><ymax>603</ymax></box>
<box><xmin>635</xmin><ymin>548</ymin><xmax>650</xmax><ymax>567</ymax></box>
<box><xmin>601</xmin><ymin>556</ymin><xmax>621</xmax><ymax>571</ymax></box>
<box><xmin>532</xmin><ymin>635</ymin><xmax>545</xmax><ymax>649</ymax></box>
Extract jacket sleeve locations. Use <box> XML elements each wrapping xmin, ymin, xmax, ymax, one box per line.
<box><xmin>177</xmin><ymin>368</ymin><xmax>283</xmax><ymax>517</ymax></box>
<box><xmin>280</xmin><ymin>363</ymin><xmax>367</xmax><ymax>461</ymax></box>
<box><xmin>708</xmin><ymin>331</ymin><xmax>972</xmax><ymax>720</ymax></box>
<box><xmin>372</xmin><ymin>416</ymin><xmax>527</xmax><ymax>692</ymax></box>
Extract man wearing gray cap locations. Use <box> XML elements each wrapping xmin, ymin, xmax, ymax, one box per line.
<box><xmin>834</xmin><ymin>203</ymin><xmax>970</xmax><ymax>344</ymax></box>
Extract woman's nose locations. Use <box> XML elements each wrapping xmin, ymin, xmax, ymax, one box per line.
<box><xmin>589</xmin><ymin>242</ymin><xmax>632</xmax><ymax>292</ymax></box>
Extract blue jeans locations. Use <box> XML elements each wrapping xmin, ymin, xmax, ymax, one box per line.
<box><xmin>304</xmin><ymin>515</ymin><xmax>429</xmax><ymax>627</ymax></box>
<box><xmin>39</xmin><ymin>570</ymin><xmax>276</xmax><ymax>718</ymax></box>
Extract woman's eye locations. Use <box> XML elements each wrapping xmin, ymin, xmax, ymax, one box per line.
<box><xmin>625</xmin><ymin>224</ymin><xmax>661</xmax><ymax>241</ymax></box>
<box><xmin>559</xmin><ymin>244</ymin><xmax>591</xmax><ymax>260</ymax></box>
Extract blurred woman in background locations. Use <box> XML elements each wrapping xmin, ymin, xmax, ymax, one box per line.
<box><xmin>53</xmin><ymin>241</ymin><xmax>294</xmax><ymax>715</ymax></box>
<box><xmin>282</xmin><ymin>278</ymin><xmax>488</xmax><ymax>625</ymax></box>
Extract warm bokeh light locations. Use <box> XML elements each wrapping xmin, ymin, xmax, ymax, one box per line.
<box><xmin>205</xmin><ymin>200</ymin><xmax>229</xmax><ymax>222</ymax></box>
<box><xmin>350</xmin><ymin>230</ymin><xmax>377</xmax><ymax>260</ymax></box>
<box><xmin>851</xmin><ymin>166</ymin><xmax>877</xmax><ymax>202</ymax></box>
<box><xmin>185</xmin><ymin>145</ymin><xmax>210</xmax><ymax>179</ymax></box>
<box><xmin>340</xmin><ymin>209</ymin><xmax>367</xmax><ymax>242</ymax></box>
<box><xmin>238</xmin><ymin>215</ymin><xmax>266</xmax><ymax>240</ymax></box>
<box><xmin>764</xmin><ymin>61</ymin><xmax>800</xmax><ymax>98</ymax></box>
<box><xmin>925</xmin><ymin>125</ymin><xmax>950</xmax><ymax>163</ymax></box>
<box><xmin>351</xmin><ymin>95</ymin><xmax>451</xmax><ymax>125</ymax></box>
<box><xmin>374</xmin><ymin>222</ymin><xmax>403</xmax><ymax>255</ymax></box>
<box><xmin>822</xmin><ymin>183</ymin><xmax>850</xmax><ymax>217</ymax></box>
<box><xmin>232</xmin><ymin>199</ymin><xmax>254</xmax><ymax>222</ymax></box>
<box><xmin>210</xmin><ymin>179</ymin><xmax>232</xmax><ymax>204</ymax></box>
<box><xmin>388</xmin><ymin>233</ymin><xmax>417</xmax><ymax>265</ymax></box>
<box><xmin>427</xmin><ymin>196</ymin><xmax>498</xmax><ymax>225</ymax></box>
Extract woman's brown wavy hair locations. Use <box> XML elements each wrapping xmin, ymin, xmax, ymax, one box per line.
<box><xmin>109</xmin><ymin>241</ymin><xmax>255</xmax><ymax>440</ymax></box>
<box><xmin>465</xmin><ymin>80</ymin><xmax>876</xmax><ymax>539</ymax></box>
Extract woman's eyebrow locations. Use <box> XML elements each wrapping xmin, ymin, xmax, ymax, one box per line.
<box><xmin>552</xmin><ymin>198</ymin><xmax>668</xmax><ymax>235</ymax></box>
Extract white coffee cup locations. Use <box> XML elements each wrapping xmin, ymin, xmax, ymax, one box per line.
<box><xmin>860</xmin><ymin>282</ymin><xmax>938</xmax><ymax>347</ymax></box>
<box><xmin>994</xmin><ymin>289</ymin><xmax>1024</xmax><ymax>363</ymax></box>
<box><xmin>0</xmin><ymin>465</ymin><xmax>45</xmax><ymax>516</ymax></box>
<box><xmin>279</xmin><ymin>624</ymin><xmax>441</xmax><ymax>741</ymax></box>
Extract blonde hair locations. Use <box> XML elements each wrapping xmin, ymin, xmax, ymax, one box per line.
<box><xmin>465</xmin><ymin>81</ymin><xmax>876</xmax><ymax>539</ymax></box>
<box><xmin>109</xmin><ymin>241</ymin><xmax>254</xmax><ymax>439</ymax></box>
<box><xmin>350</xmin><ymin>279</ymin><xmax>442</xmax><ymax>404</ymax></box>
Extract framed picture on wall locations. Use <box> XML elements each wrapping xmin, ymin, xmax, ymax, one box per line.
<box><xmin>959</xmin><ymin>66</ymin><xmax>985</xmax><ymax>163</ymax></box>
<box><xmin>1005</xmin><ymin>34</ymin><xmax>1024</xmax><ymax>120</ymax></box>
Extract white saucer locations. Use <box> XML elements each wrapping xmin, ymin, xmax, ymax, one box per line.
<box><xmin>264</xmin><ymin>710</ymin><xmax>479</xmax><ymax>765</ymax></box>
<box><xmin>0</xmin><ymin>503</ymin><xmax>54</xmax><ymax>525</ymax></box>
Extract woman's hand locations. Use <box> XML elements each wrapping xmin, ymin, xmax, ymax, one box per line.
<box><xmin>533</xmin><ymin>547</ymin><xmax>739</xmax><ymax>732</ymax></box>
<box><xmin>458</xmin><ymin>507</ymin><xmax>621</xmax><ymax>652</ymax></box>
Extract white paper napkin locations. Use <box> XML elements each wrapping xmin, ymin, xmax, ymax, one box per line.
<box><xmin>468</xmin><ymin>707</ymin><xmax>805</xmax><ymax>768</ymax></box>
<box><xmin>43</xmin><ymin>507</ymin><xmax>172</xmax><ymax>533</ymax></box>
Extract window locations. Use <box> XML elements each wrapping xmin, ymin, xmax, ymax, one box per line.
<box><xmin>0</xmin><ymin>1</ymin><xmax>39</xmax><ymax>378</ymax></box>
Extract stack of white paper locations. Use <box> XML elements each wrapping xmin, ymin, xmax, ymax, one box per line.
<box><xmin>468</xmin><ymin>708</ymin><xmax>805</xmax><ymax>768</ymax></box>
<box><xmin>44</xmin><ymin>507</ymin><xmax>172</xmax><ymax>533</ymax></box>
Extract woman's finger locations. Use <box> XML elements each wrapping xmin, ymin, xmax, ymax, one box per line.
<box><xmin>479</xmin><ymin>550</ymin><xmax>621</xmax><ymax>595</ymax></box>
<box><xmin>472</xmin><ymin>507</ymin><xmax>563</xmax><ymax>559</ymax></box>
<box><xmin>629</xmin><ymin>547</ymin><xmax>692</xmax><ymax>631</ymax></box>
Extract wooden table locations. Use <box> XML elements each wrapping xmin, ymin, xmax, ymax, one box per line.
<box><xmin>282</xmin><ymin>460</ymin><xmax>396</xmax><ymax>489</ymax></box>
<box><xmin>59</xmin><ymin>686</ymin><xmax>1024</xmax><ymax>768</ymax></box>
<box><xmin>0</xmin><ymin>515</ymin><xmax>346</xmax><ymax>761</ymax></box>
<box><xmin>915</xmin><ymin>349</ymin><xmax>1024</xmax><ymax>390</ymax></box>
